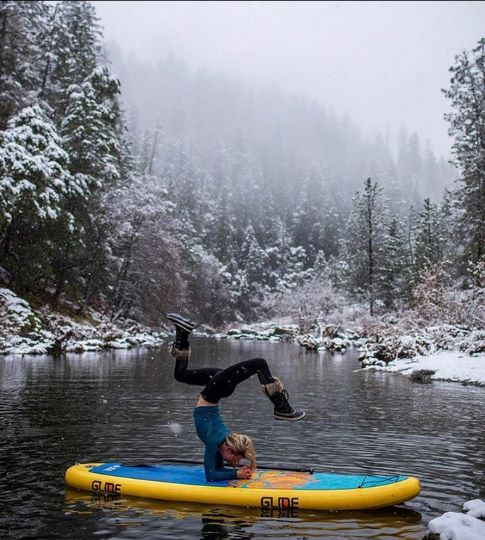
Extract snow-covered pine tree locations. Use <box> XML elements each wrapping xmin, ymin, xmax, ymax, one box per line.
<box><xmin>340</xmin><ymin>178</ymin><xmax>389</xmax><ymax>315</ymax></box>
<box><xmin>380</xmin><ymin>217</ymin><xmax>409</xmax><ymax>308</ymax></box>
<box><xmin>62</xmin><ymin>66</ymin><xmax>122</xmax><ymax>190</ymax></box>
<box><xmin>46</xmin><ymin>0</ymin><xmax>101</xmax><ymax>121</ymax></box>
<box><xmin>50</xmin><ymin>65</ymin><xmax>123</xmax><ymax>302</ymax></box>
<box><xmin>414</xmin><ymin>198</ymin><xmax>445</xmax><ymax>271</ymax></box>
<box><xmin>204</xmin><ymin>191</ymin><xmax>237</xmax><ymax>266</ymax></box>
<box><xmin>0</xmin><ymin>1</ymin><xmax>48</xmax><ymax>127</ymax></box>
<box><xmin>0</xmin><ymin>105</ymin><xmax>71</xmax><ymax>290</ymax></box>
<box><xmin>443</xmin><ymin>38</ymin><xmax>485</xmax><ymax>265</ymax></box>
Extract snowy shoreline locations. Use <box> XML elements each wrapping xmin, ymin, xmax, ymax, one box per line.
<box><xmin>424</xmin><ymin>499</ymin><xmax>485</xmax><ymax>540</ymax></box>
<box><xmin>221</xmin><ymin>319</ymin><xmax>485</xmax><ymax>387</ymax></box>
<box><xmin>2</xmin><ymin>287</ymin><xmax>483</xmax><ymax>390</ymax></box>
<box><xmin>361</xmin><ymin>351</ymin><xmax>485</xmax><ymax>387</ymax></box>
<box><xmin>0</xmin><ymin>287</ymin><xmax>167</xmax><ymax>355</ymax></box>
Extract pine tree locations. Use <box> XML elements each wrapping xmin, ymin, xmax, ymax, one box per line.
<box><xmin>47</xmin><ymin>0</ymin><xmax>101</xmax><ymax>120</ymax></box>
<box><xmin>341</xmin><ymin>178</ymin><xmax>389</xmax><ymax>315</ymax></box>
<box><xmin>50</xmin><ymin>65</ymin><xmax>123</xmax><ymax>302</ymax></box>
<box><xmin>0</xmin><ymin>105</ymin><xmax>71</xmax><ymax>290</ymax></box>
<box><xmin>62</xmin><ymin>66</ymin><xmax>122</xmax><ymax>190</ymax></box>
<box><xmin>443</xmin><ymin>38</ymin><xmax>485</xmax><ymax>264</ymax></box>
<box><xmin>414</xmin><ymin>198</ymin><xmax>444</xmax><ymax>271</ymax></box>
<box><xmin>0</xmin><ymin>1</ymin><xmax>48</xmax><ymax>127</ymax></box>
<box><xmin>381</xmin><ymin>217</ymin><xmax>409</xmax><ymax>308</ymax></box>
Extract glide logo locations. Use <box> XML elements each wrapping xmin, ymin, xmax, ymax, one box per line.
<box><xmin>260</xmin><ymin>496</ymin><xmax>299</xmax><ymax>509</ymax></box>
<box><xmin>91</xmin><ymin>480</ymin><xmax>122</xmax><ymax>494</ymax></box>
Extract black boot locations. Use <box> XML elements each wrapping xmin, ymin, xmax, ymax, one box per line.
<box><xmin>262</xmin><ymin>378</ymin><xmax>305</xmax><ymax>421</ymax></box>
<box><xmin>166</xmin><ymin>313</ymin><xmax>196</xmax><ymax>355</ymax></box>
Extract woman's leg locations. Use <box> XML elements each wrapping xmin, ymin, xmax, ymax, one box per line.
<box><xmin>167</xmin><ymin>315</ymin><xmax>304</xmax><ymax>420</ymax></box>
<box><xmin>200</xmin><ymin>358</ymin><xmax>304</xmax><ymax>421</ymax></box>
<box><xmin>166</xmin><ymin>313</ymin><xmax>223</xmax><ymax>386</ymax></box>
<box><xmin>174</xmin><ymin>357</ymin><xmax>222</xmax><ymax>386</ymax></box>
<box><xmin>200</xmin><ymin>357</ymin><xmax>273</xmax><ymax>402</ymax></box>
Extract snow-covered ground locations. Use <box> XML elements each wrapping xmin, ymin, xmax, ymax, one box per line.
<box><xmin>0</xmin><ymin>287</ymin><xmax>167</xmax><ymax>355</ymax></box>
<box><xmin>427</xmin><ymin>499</ymin><xmax>485</xmax><ymax>540</ymax></box>
<box><xmin>362</xmin><ymin>351</ymin><xmax>485</xmax><ymax>386</ymax></box>
<box><xmin>222</xmin><ymin>319</ymin><xmax>485</xmax><ymax>387</ymax></box>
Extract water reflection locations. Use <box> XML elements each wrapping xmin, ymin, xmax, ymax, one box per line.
<box><xmin>64</xmin><ymin>488</ymin><xmax>423</xmax><ymax>540</ymax></box>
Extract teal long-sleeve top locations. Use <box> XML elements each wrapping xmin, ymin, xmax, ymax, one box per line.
<box><xmin>193</xmin><ymin>406</ymin><xmax>238</xmax><ymax>482</ymax></box>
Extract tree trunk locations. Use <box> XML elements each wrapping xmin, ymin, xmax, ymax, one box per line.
<box><xmin>0</xmin><ymin>10</ymin><xmax>9</xmax><ymax>129</ymax></box>
<box><xmin>0</xmin><ymin>11</ymin><xmax>8</xmax><ymax>84</ymax></box>
<box><xmin>366</xmin><ymin>181</ymin><xmax>375</xmax><ymax>316</ymax></box>
<box><xmin>39</xmin><ymin>3</ymin><xmax>59</xmax><ymax>97</ymax></box>
<box><xmin>53</xmin><ymin>239</ymin><xmax>71</xmax><ymax>302</ymax></box>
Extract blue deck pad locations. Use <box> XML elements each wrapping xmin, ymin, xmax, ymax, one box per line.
<box><xmin>89</xmin><ymin>463</ymin><xmax>408</xmax><ymax>490</ymax></box>
<box><xmin>91</xmin><ymin>463</ymin><xmax>230</xmax><ymax>486</ymax></box>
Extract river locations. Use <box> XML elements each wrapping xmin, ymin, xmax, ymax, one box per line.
<box><xmin>1</xmin><ymin>338</ymin><xmax>484</xmax><ymax>539</ymax></box>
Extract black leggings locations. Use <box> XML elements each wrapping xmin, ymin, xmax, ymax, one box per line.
<box><xmin>174</xmin><ymin>357</ymin><xmax>275</xmax><ymax>403</ymax></box>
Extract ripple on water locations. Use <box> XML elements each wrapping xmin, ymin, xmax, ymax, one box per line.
<box><xmin>1</xmin><ymin>341</ymin><xmax>485</xmax><ymax>538</ymax></box>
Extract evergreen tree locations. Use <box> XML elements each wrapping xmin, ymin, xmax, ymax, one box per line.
<box><xmin>62</xmin><ymin>66</ymin><xmax>122</xmax><ymax>190</ymax></box>
<box><xmin>47</xmin><ymin>65</ymin><xmax>123</xmax><ymax>301</ymax></box>
<box><xmin>0</xmin><ymin>1</ymin><xmax>47</xmax><ymax>127</ymax></box>
<box><xmin>414</xmin><ymin>198</ymin><xmax>444</xmax><ymax>271</ymax></box>
<box><xmin>205</xmin><ymin>191</ymin><xmax>237</xmax><ymax>265</ymax></box>
<box><xmin>443</xmin><ymin>38</ymin><xmax>485</xmax><ymax>264</ymax></box>
<box><xmin>0</xmin><ymin>105</ymin><xmax>71</xmax><ymax>291</ymax></box>
<box><xmin>381</xmin><ymin>217</ymin><xmax>409</xmax><ymax>308</ymax></box>
<box><xmin>341</xmin><ymin>178</ymin><xmax>389</xmax><ymax>315</ymax></box>
<box><xmin>47</xmin><ymin>0</ymin><xmax>101</xmax><ymax>119</ymax></box>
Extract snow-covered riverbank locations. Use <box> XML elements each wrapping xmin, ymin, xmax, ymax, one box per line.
<box><xmin>361</xmin><ymin>351</ymin><xmax>485</xmax><ymax>386</ymax></box>
<box><xmin>425</xmin><ymin>499</ymin><xmax>485</xmax><ymax>540</ymax></box>
<box><xmin>222</xmin><ymin>318</ymin><xmax>484</xmax><ymax>387</ymax></box>
<box><xmin>0</xmin><ymin>288</ymin><xmax>167</xmax><ymax>355</ymax></box>
<box><xmin>3</xmin><ymin>286</ymin><xmax>483</xmax><ymax>390</ymax></box>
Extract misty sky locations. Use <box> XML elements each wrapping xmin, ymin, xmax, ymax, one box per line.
<box><xmin>93</xmin><ymin>0</ymin><xmax>485</xmax><ymax>159</ymax></box>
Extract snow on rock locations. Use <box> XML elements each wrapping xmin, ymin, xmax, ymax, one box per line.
<box><xmin>0</xmin><ymin>288</ymin><xmax>166</xmax><ymax>355</ymax></box>
<box><xmin>426</xmin><ymin>499</ymin><xmax>485</xmax><ymax>540</ymax></box>
<box><xmin>224</xmin><ymin>320</ymin><xmax>358</xmax><ymax>351</ymax></box>
<box><xmin>0</xmin><ymin>287</ymin><xmax>43</xmax><ymax>334</ymax></box>
<box><xmin>297</xmin><ymin>333</ymin><xmax>351</xmax><ymax>352</ymax></box>
<box><xmin>463</xmin><ymin>500</ymin><xmax>485</xmax><ymax>519</ymax></box>
<box><xmin>360</xmin><ymin>325</ymin><xmax>484</xmax><ymax>371</ymax></box>
<box><xmin>363</xmin><ymin>351</ymin><xmax>485</xmax><ymax>386</ymax></box>
<box><xmin>225</xmin><ymin>321</ymin><xmax>300</xmax><ymax>342</ymax></box>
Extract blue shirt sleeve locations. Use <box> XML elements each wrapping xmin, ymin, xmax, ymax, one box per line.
<box><xmin>204</xmin><ymin>439</ymin><xmax>238</xmax><ymax>482</ymax></box>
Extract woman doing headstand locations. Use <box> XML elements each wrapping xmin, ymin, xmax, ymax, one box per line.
<box><xmin>166</xmin><ymin>313</ymin><xmax>305</xmax><ymax>482</ymax></box>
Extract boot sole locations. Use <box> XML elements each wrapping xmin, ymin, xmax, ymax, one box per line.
<box><xmin>166</xmin><ymin>313</ymin><xmax>196</xmax><ymax>332</ymax></box>
<box><xmin>274</xmin><ymin>412</ymin><xmax>306</xmax><ymax>421</ymax></box>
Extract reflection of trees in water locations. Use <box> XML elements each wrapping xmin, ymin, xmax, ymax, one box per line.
<box><xmin>1</xmin><ymin>356</ymin><xmax>109</xmax><ymax>539</ymax></box>
<box><xmin>469</xmin><ymin>429</ymin><xmax>485</xmax><ymax>500</ymax></box>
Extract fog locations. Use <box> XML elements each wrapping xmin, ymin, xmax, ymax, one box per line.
<box><xmin>93</xmin><ymin>0</ymin><xmax>484</xmax><ymax>159</ymax></box>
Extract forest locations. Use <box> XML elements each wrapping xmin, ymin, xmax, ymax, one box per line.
<box><xmin>0</xmin><ymin>1</ymin><xmax>483</xmax><ymax>331</ymax></box>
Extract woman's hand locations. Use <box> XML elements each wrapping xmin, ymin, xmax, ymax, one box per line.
<box><xmin>237</xmin><ymin>466</ymin><xmax>253</xmax><ymax>480</ymax></box>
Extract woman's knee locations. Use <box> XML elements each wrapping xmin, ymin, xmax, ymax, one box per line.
<box><xmin>247</xmin><ymin>357</ymin><xmax>269</xmax><ymax>370</ymax></box>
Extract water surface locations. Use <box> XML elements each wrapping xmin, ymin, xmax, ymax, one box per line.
<box><xmin>1</xmin><ymin>338</ymin><xmax>484</xmax><ymax>538</ymax></box>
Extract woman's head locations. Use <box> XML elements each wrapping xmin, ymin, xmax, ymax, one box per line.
<box><xmin>220</xmin><ymin>433</ymin><xmax>256</xmax><ymax>469</ymax></box>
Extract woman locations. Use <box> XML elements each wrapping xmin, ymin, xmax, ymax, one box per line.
<box><xmin>166</xmin><ymin>313</ymin><xmax>305</xmax><ymax>482</ymax></box>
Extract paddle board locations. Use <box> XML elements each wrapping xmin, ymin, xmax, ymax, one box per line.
<box><xmin>65</xmin><ymin>462</ymin><xmax>420</xmax><ymax>511</ymax></box>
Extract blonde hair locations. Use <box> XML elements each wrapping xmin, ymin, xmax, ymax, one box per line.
<box><xmin>225</xmin><ymin>433</ymin><xmax>257</xmax><ymax>469</ymax></box>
